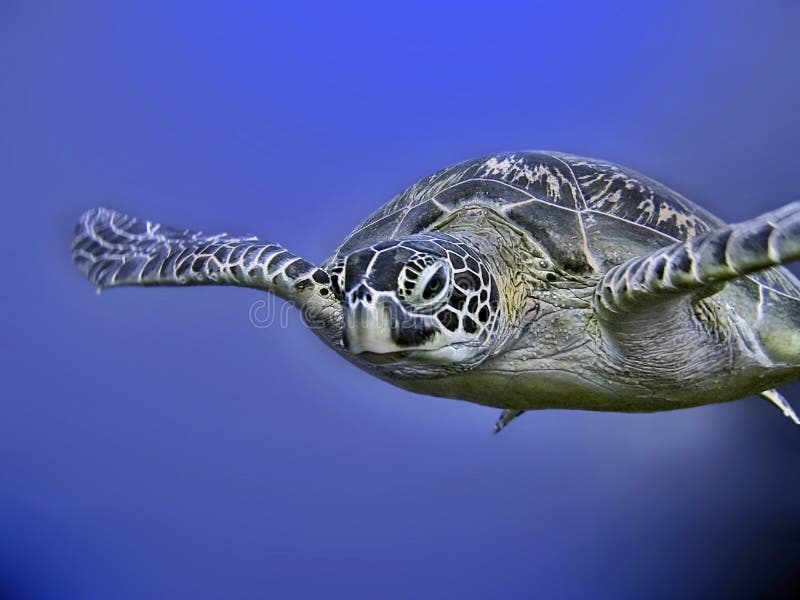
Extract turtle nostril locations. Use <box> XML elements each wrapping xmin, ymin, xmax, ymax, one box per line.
<box><xmin>351</xmin><ymin>284</ymin><xmax>374</xmax><ymax>303</ymax></box>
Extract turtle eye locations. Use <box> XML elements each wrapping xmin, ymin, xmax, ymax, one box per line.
<box><xmin>399</xmin><ymin>260</ymin><xmax>450</xmax><ymax>310</ymax></box>
<box><xmin>422</xmin><ymin>267</ymin><xmax>447</xmax><ymax>300</ymax></box>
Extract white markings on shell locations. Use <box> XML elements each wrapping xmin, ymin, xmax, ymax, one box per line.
<box><xmin>479</xmin><ymin>155</ymin><xmax>576</xmax><ymax>204</ymax></box>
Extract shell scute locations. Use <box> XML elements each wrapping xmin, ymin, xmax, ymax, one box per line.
<box><xmin>329</xmin><ymin>151</ymin><xmax>800</xmax><ymax>300</ymax></box>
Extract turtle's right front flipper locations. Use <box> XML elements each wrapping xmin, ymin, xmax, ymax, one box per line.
<box><xmin>72</xmin><ymin>208</ymin><xmax>339</xmax><ymax>319</ymax></box>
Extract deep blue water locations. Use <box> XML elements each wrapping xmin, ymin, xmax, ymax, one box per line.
<box><xmin>3</xmin><ymin>2</ymin><xmax>800</xmax><ymax>598</ymax></box>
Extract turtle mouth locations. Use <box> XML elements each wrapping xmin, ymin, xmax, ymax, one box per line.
<box><xmin>349</xmin><ymin>346</ymin><xmax>455</xmax><ymax>365</ymax></box>
<box><xmin>354</xmin><ymin>350</ymin><xmax>413</xmax><ymax>364</ymax></box>
<box><xmin>342</xmin><ymin>295</ymin><xmax>438</xmax><ymax>355</ymax></box>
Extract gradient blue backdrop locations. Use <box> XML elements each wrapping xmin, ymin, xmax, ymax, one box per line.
<box><xmin>3</xmin><ymin>1</ymin><xmax>800</xmax><ymax>598</ymax></box>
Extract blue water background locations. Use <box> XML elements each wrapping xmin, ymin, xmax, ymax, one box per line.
<box><xmin>2</xmin><ymin>2</ymin><xmax>800</xmax><ymax>598</ymax></box>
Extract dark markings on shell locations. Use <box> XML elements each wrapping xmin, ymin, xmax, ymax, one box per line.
<box><xmin>435</xmin><ymin>179</ymin><xmax>531</xmax><ymax>209</ymax></box>
<box><xmin>392</xmin><ymin>200</ymin><xmax>445</xmax><ymax>238</ymax></box>
<box><xmin>327</xmin><ymin>151</ymin><xmax>800</xmax><ymax>300</ymax></box>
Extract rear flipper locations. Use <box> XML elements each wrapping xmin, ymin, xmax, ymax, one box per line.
<box><xmin>761</xmin><ymin>389</ymin><xmax>800</xmax><ymax>425</ymax></box>
<box><xmin>493</xmin><ymin>409</ymin><xmax>525</xmax><ymax>434</ymax></box>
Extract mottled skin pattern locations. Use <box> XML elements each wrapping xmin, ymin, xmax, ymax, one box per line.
<box><xmin>333</xmin><ymin>233</ymin><xmax>502</xmax><ymax>368</ymax></box>
<box><xmin>72</xmin><ymin>208</ymin><xmax>343</xmax><ymax>336</ymax></box>
<box><xmin>72</xmin><ymin>152</ymin><xmax>800</xmax><ymax>430</ymax></box>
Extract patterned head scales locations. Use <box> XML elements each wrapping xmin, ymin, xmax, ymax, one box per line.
<box><xmin>333</xmin><ymin>233</ymin><xmax>500</xmax><ymax>365</ymax></box>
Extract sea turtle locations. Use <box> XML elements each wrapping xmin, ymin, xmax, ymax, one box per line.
<box><xmin>72</xmin><ymin>152</ymin><xmax>800</xmax><ymax>432</ymax></box>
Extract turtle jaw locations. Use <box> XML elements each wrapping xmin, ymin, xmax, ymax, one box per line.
<box><xmin>353</xmin><ymin>347</ymin><xmax>478</xmax><ymax>367</ymax></box>
<box><xmin>341</xmin><ymin>295</ymin><xmax>439</xmax><ymax>356</ymax></box>
<box><xmin>342</xmin><ymin>301</ymin><xmax>399</xmax><ymax>355</ymax></box>
<box><xmin>341</xmin><ymin>299</ymin><xmax>483</xmax><ymax>368</ymax></box>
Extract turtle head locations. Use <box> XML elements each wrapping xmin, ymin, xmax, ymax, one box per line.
<box><xmin>333</xmin><ymin>235</ymin><xmax>501</xmax><ymax>366</ymax></box>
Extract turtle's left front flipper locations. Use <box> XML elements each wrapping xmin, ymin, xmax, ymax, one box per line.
<box><xmin>594</xmin><ymin>201</ymin><xmax>800</xmax><ymax>317</ymax></box>
<box><xmin>594</xmin><ymin>202</ymin><xmax>800</xmax><ymax>422</ymax></box>
<box><xmin>72</xmin><ymin>208</ymin><xmax>339</xmax><ymax>322</ymax></box>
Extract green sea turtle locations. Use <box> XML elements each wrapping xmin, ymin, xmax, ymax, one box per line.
<box><xmin>72</xmin><ymin>152</ymin><xmax>800</xmax><ymax>432</ymax></box>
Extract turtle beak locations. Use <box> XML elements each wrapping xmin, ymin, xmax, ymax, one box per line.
<box><xmin>342</xmin><ymin>287</ymin><xmax>399</xmax><ymax>354</ymax></box>
<box><xmin>341</xmin><ymin>285</ymin><xmax>438</xmax><ymax>355</ymax></box>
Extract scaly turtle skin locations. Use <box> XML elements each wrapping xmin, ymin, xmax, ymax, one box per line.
<box><xmin>72</xmin><ymin>152</ymin><xmax>800</xmax><ymax>431</ymax></box>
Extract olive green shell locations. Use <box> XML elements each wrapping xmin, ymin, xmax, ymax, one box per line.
<box><xmin>329</xmin><ymin>151</ymin><xmax>800</xmax><ymax>298</ymax></box>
